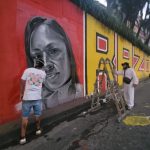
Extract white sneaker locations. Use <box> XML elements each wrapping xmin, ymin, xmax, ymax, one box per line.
<box><xmin>20</xmin><ymin>138</ymin><xmax>26</xmax><ymax>145</ymax></box>
<box><xmin>36</xmin><ymin>129</ymin><xmax>42</xmax><ymax>135</ymax></box>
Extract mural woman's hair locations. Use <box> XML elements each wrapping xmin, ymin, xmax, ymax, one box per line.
<box><xmin>25</xmin><ymin>16</ymin><xmax>79</xmax><ymax>84</ymax></box>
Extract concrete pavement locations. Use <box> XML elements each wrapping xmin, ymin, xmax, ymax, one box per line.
<box><xmin>3</xmin><ymin>79</ymin><xmax>150</xmax><ymax>150</ymax></box>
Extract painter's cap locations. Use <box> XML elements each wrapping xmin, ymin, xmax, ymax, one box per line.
<box><xmin>122</xmin><ymin>62</ymin><xmax>129</xmax><ymax>66</ymax></box>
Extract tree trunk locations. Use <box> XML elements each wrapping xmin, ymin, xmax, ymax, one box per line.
<box><xmin>123</xmin><ymin>15</ymin><xmax>128</xmax><ymax>25</ymax></box>
<box><xmin>145</xmin><ymin>33</ymin><xmax>150</xmax><ymax>45</ymax></box>
<box><xmin>130</xmin><ymin>21</ymin><xmax>135</xmax><ymax>30</ymax></box>
<box><xmin>136</xmin><ymin>25</ymin><xmax>142</xmax><ymax>38</ymax></box>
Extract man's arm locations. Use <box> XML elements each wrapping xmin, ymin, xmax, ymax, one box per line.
<box><xmin>113</xmin><ymin>66</ymin><xmax>123</xmax><ymax>75</ymax></box>
<box><xmin>20</xmin><ymin>79</ymin><xmax>26</xmax><ymax>100</ymax></box>
<box><xmin>132</xmin><ymin>69</ymin><xmax>139</xmax><ymax>87</ymax></box>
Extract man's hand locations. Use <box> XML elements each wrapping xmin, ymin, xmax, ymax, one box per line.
<box><xmin>20</xmin><ymin>79</ymin><xmax>25</xmax><ymax>100</ymax></box>
<box><xmin>133</xmin><ymin>84</ymin><xmax>138</xmax><ymax>87</ymax></box>
<box><xmin>113</xmin><ymin>66</ymin><xmax>116</xmax><ymax>74</ymax></box>
<box><xmin>113</xmin><ymin>66</ymin><xmax>116</xmax><ymax>70</ymax></box>
<box><xmin>20</xmin><ymin>94</ymin><xmax>23</xmax><ymax>100</ymax></box>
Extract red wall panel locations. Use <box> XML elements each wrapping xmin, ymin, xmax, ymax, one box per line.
<box><xmin>0</xmin><ymin>0</ymin><xmax>21</xmax><ymax>124</ymax></box>
<box><xmin>0</xmin><ymin>0</ymin><xmax>83</xmax><ymax>124</ymax></box>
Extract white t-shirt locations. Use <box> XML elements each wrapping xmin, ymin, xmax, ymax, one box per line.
<box><xmin>115</xmin><ymin>68</ymin><xmax>139</xmax><ymax>84</ymax></box>
<box><xmin>21</xmin><ymin>68</ymin><xmax>46</xmax><ymax>100</ymax></box>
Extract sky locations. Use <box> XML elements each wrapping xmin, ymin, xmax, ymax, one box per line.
<box><xmin>96</xmin><ymin>0</ymin><xmax>107</xmax><ymax>7</ymax></box>
<box><xmin>96</xmin><ymin>0</ymin><xmax>147</xmax><ymax>19</ymax></box>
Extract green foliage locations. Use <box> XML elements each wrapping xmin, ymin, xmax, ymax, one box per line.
<box><xmin>71</xmin><ymin>0</ymin><xmax>150</xmax><ymax>55</ymax></box>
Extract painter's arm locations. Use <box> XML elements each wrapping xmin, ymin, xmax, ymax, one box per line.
<box><xmin>113</xmin><ymin>66</ymin><xmax>123</xmax><ymax>75</ymax></box>
<box><xmin>20</xmin><ymin>79</ymin><xmax>25</xmax><ymax>100</ymax></box>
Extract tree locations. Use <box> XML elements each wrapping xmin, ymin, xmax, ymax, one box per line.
<box><xmin>106</xmin><ymin>0</ymin><xmax>150</xmax><ymax>45</ymax></box>
<box><xmin>106</xmin><ymin>0</ymin><xmax>147</xmax><ymax>28</ymax></box>
<box><xmin>120</xmin><ymin>0</ymin><xmax>147</xmax><ymax>29</ymax></box>
<box><xmin>106</xmin><ymin>0</ymin><xmax>124</xmax><ymax>22</ymax></box>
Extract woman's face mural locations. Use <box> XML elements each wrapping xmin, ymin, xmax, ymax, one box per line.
<box><xmin>25</xmin><ymin>17</ymin><xmax>83</xmax><ymax>108</ymax></box>
<box><xmin>30</xmin><ymin>24</ymin><xmax>71</xmax><ymax>90</ymax></box>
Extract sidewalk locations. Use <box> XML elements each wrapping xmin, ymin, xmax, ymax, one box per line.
<box><xmin>2</xmin><ymin>79</ymin><xmax>150</xmax><ymax>150</ymax></box>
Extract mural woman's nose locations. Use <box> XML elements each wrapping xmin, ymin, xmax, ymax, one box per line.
<box><xmin>44</xmin><ymin>62</ymin><xmax>55</xmax><ymax>74</ymax></box>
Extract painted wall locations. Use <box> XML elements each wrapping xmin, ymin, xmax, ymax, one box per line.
<box><xmin>0</xmin><ymin>0</ymin><xmax>83</xmax><ymax>124</ymax></box>
<box><xmin>0</xmin><ymin>0</ymin><xmax>150</xmax><ymax>125</ymax></box>
<box><xmin>85</xmin><ymin>14</ymin><xmax>150</xmax><ymax>95</ymax></box>
<box><xmin>0</xmin><ymin>0</ymin><xmax>18</xmax><ymax>124</ymax></box>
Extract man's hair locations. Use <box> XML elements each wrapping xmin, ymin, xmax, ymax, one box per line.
<box><xmin>25</xmin><ymin>16</ymin><xmax>79</xmax><ymax>84</ymax></box>
<box><xmin>122</xmin><ymin>62</ymin><xmax>130</xmax><ymax>68</ymax></box>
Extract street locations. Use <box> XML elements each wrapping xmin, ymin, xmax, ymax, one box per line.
<box><xmin>4</xmin><ymin>80</ymin><xmax>150</xmax><ymax>150</ymax></box>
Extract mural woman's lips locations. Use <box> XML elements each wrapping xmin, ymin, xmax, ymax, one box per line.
<box><xmin>46</xmin><ymin>72</ymin><xmax>60</xmax><ymax>79</ymax></box>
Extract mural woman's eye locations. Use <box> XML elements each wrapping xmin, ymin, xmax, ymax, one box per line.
<box><xmin>47</xmin><ymin>49</ymin><xmax>59</xmax><ymax>56</ymax></box>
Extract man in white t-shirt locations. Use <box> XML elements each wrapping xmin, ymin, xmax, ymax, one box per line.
<box><xmin>20</xmin><ymin>58</ymin><xmax>46</xmax><ymax>144</ymax></box>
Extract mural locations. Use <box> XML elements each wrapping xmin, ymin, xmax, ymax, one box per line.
<box><xmin>85</xmin><ymin>14</ymin><xmax>115</xmax><ymax>95</ymax></box>
<box><xmin>25</xmin><ymin>17</ymin><xmax>83</xmax><ymax>108</ymax></box>
<box><xmin>0</xmin><ymin>0</ymin><xmax>84</xmax><ymax>124</ymax></box>
<box><xmin>123</xmin><ymin>48</ymin><xmax>130</xmax><ymax>60</ymax></box>
<box><xmin>133</xmin><ymin>47</ymin><xmax>146</xmax><ymax>78</ymax></box>
<box><xmin>1</xmin><ymin>0</ymin><xmax>150</xmax><ymax>125</ymax></box>
<box><xmin>85</xmin><ymin>13</ymin><xmax>150</xmax><ymax>95</ymax></box>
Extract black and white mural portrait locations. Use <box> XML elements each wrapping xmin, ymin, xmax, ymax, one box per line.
<box><xmin>24</xmin><ymin>16</ymin><xmax>83</xmax><ymax>108</ymax></box>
